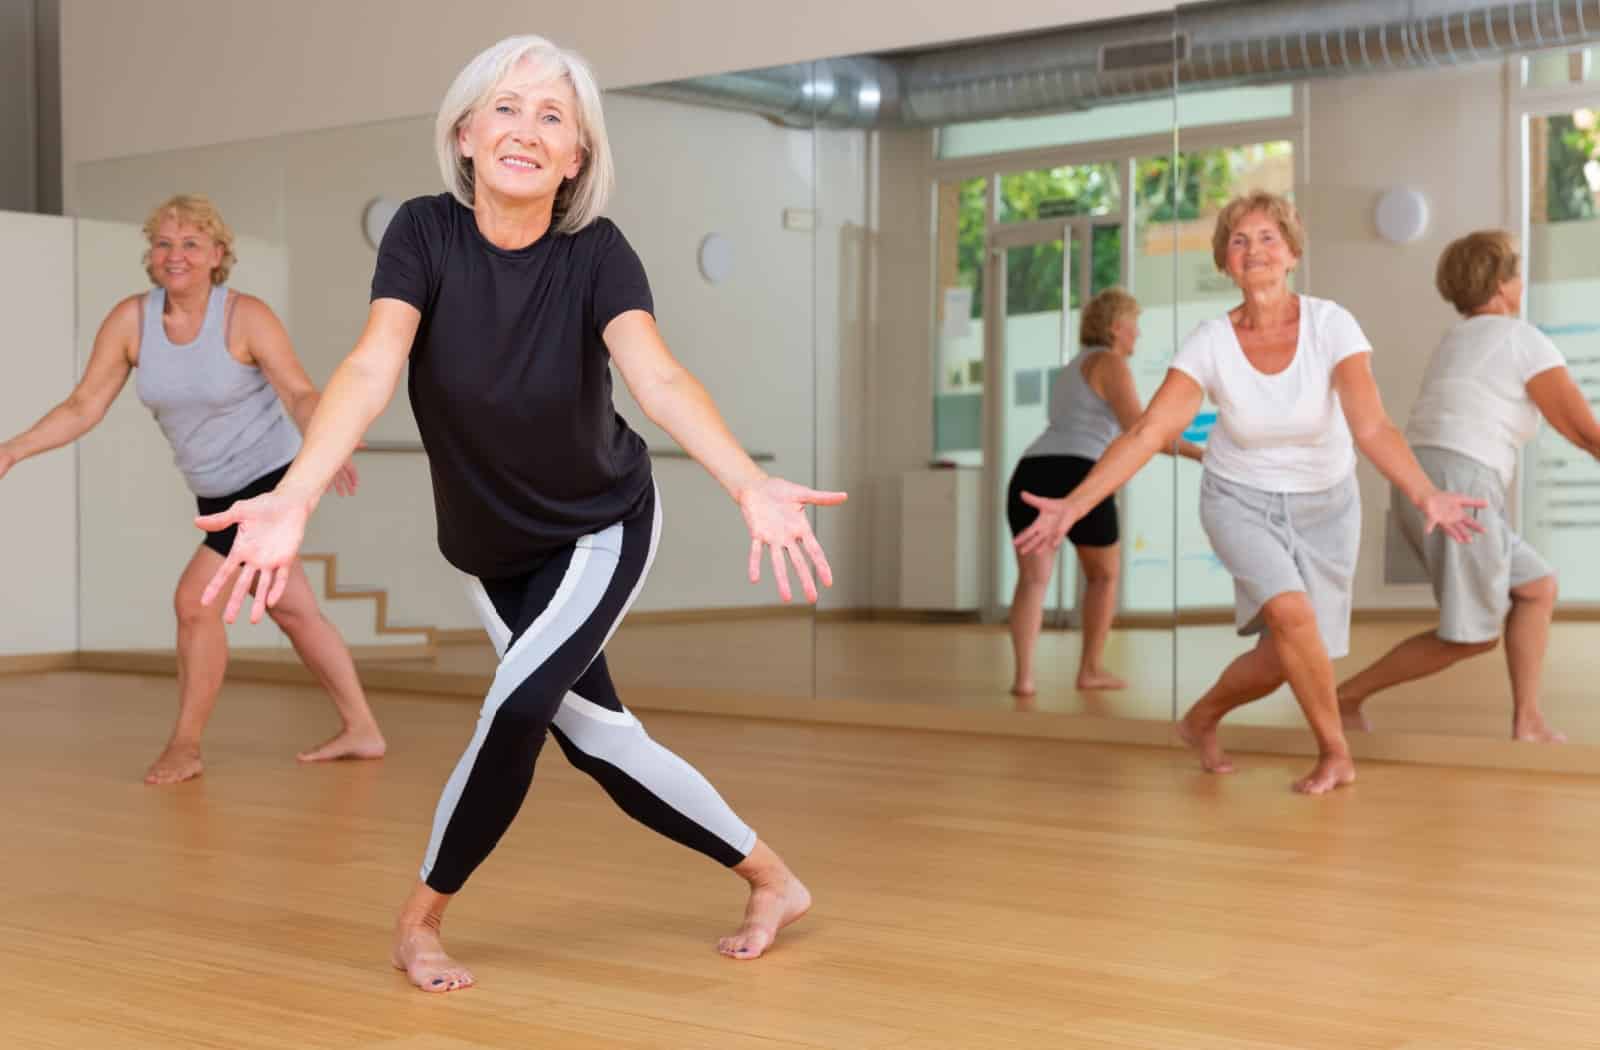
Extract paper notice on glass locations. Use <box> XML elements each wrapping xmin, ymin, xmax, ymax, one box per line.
<box><xmin>942</xmin><ymin>287</ymin><xmax>973</xmax><ymax>339</ymax></box>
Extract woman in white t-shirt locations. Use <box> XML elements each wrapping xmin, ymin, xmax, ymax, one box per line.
<box><xmin>1015</xmin><ymin>191</ymin><xmax>1485</xmax><ymax>794</ymax></box>
<box><xmin>1337</xmin><ymin>230</ymin><xmax>1598</xmax><ymax>743</ymax></box>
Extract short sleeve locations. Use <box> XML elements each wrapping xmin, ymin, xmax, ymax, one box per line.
<box><xmin>370</xmin><ymin>198</ymin><xmax>435</xmax><ymax>311</ymax></box>
<box><xmin>1320</xmin><ymin>301</ymin><xmax>1373</xmax><ymax>366</ymax></box>
<box><xmin>1169</xmin><ymin>322</ymin><xmax>1218</xmax><ymax>396</ymax></box>
<box><xmin>592</xmin><ymin>222</ymin><xmax>654</xmax><ymax>337</ymax></box>
<box><xmin>1513</xmin><ymin>321</ymin><xmax>1566</xmax><ymax>383</ymax></box>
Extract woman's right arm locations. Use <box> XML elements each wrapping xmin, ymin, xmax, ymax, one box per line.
<box><xmin>0</xmin><ymin>298</ymin><xmax>137</xmax><ymax>478</ymax></box>
<box><xmin>1014</xmin><ymin>369</ymin><xmax>1204</xmax><ymax>555</ymax></box>
<box><xmin>1527</xmin><ymin>367</ymin><xmax>1600</xmax><ymax>459</ymax></box>
<box><xmin>197</xmin><ymin>298</ymin><xmax>419</xmax><ymax>621</ymax></box>
<box><xmin>1092</xmin><ymin>355</ymin><xmax>1206</xmax><ymax>462</ymax></box>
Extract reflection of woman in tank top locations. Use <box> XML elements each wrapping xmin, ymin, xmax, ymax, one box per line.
<box><xmin>0</xmin><ymin>194</ymin><xmax>384</xmax><ymax>784</ymax></box>
<box><xmin>1004</xmin><ymin>288</ymin><xmax>1203</xmax><ymax>702</ymax></box>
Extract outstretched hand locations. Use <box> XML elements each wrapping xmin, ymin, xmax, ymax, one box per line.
<box><xmin>738</xmin><ymin>476</ymin><xmax>848</xmax><ymax>603</ymax></box>
<box><xmin>1420</xmin><ymin>489</ymin><xmax>1488</xmax><ymax>544</ymax></box>
<box><xmin>194</xmin><ymin>488</ymin><xmax>313</xmax><ymax>624</ymax></box>
<box><xmin>0</xmin><ymin>445</ymin><xmax>15</xmax><ymax>482</ymax></box>
<box><xmin>1013</xmin><ymin>491</ymin><xmax>1082</xmax><ymax>556</ymax></box>
<box><xmin>330</xmin><ymin>458</ymin><xmax>360</xmax><ymax>497</ymax></box>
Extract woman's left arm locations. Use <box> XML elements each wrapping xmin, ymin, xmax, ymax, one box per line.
<box><xmin>237</xmin><ymin>294</ymin><xmax>359</xmax><ymax>496</ymax></box>
<box><xmin>605</xmin><ymin>310</ymin><xmax>846</xmax><ymax>602</ymax></box>
<box><xmin>1334</xmin><ymin>352</ymin><xmax>1484</xmax><ymax>543</ymax></box>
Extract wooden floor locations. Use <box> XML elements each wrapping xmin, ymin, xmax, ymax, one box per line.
<box><xmin>334</xmin><ymin>616</ymin><xmax>1600</xmax><ymax>742</ymax></box>
<box><xmin>7</xmin><ymin>668</ymin><xmax>1600</xmax><ymax>1048</ymax></box>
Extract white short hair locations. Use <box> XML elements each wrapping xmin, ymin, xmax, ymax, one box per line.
<box><xmin>434</xmin><ymin>35</ymin><xmax>614</xmax><ymax>234</ymax></box>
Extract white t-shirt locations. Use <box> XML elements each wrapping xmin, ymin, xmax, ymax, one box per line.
<box><xmin>1404</xmin><ymin>315</ymin><xmax>1566</xmax><ymax>489</ymax></box>
<box><xmin>1170</xmin><ymin>295</ymin><xmax>1372</xmax><ymax>492</ymax></box>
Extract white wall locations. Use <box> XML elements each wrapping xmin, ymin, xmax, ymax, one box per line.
<box><xmin>815</xmin><ymin>126</ymin><xmax>876</xmax><ymax>611</ymax></box>
<box><xmin>1300</xmin><ymin>61</ymin><xmax>1512</xmax><ymax>609</ymax></box>
<box><xmin>866</xmin><ymin>128</ymin><xmax>939</xmax><ymax>608</ymax></box>
<box><xmin>0</xmin><ymin>209</ymin><xmax>76</xmax><ymax>654</ymax></box>
<box><xmin>58</xmin><ymin>0</ymin><xmax>1171</xmax><ymax>178</ymax></box>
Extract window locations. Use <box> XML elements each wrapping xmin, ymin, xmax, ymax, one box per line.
<box><xmin>997</xmin><ymin>162</ymin><xmax>1120</xmax><ymax>223</ymax></box>
<box><xmin>1523</xmin><ymin>106</ymin><xmax>1600</xmax><ymax>600</ymax></box>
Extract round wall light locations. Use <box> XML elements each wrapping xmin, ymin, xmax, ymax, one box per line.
<box><xmin>362</xmin><ymin>197</ymin><xmax>401</xmax><ymax>251</ymax></box>
<box><xmin>698</xmin><ymin>233</ymin><xmax>734</xmax><ymax>284</ymax></box>
<box><xmin>1375</xmin><ymin>187</ymin><xmax>1430</xmax><ymax>245</ymax></box>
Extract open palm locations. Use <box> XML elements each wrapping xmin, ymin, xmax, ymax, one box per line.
<box><xmin>738</xmin><ymin>476</ymin><xmax>848</xmax><ymax>603</ymax></box>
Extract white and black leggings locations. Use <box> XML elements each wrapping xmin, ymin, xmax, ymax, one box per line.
<box><xmin>420</xmin><ymin>484</ymin><xmax>758</xmax><ymax>894</ymax></box>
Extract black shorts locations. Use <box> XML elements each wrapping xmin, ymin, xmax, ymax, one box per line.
<box><xmin>195</xmin><ymin>462</ymin><xmax>293</xmax><ymax>558</ymax></box>
<box><xmin>1005</xmin><ymin>454</ymin><xmax>1118</xmax><ymax>548</ymax></box>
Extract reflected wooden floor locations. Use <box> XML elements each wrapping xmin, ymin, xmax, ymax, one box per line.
<box><xmin>7</xmin><ymin>669</ymin><xmax>1600</xmax><ymax>1048</ymax></box>
<box><xmin>340</xmin><ymin>617</ymin><xmax>1600</xmax><ymax>742</ymax></box>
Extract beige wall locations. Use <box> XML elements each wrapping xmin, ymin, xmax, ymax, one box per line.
<box><xmin>1300</xmin><ymin>61</ymin><xmax>1512</xmax><ymax>609</ymax></box>
<box><xmin>58</xmin><ymin>0</ymin><xmax>1170</xmax><ymax>177</ymax></box>
<box><xmin>0</xmin><ymin>210</ymin><xmax>76</xmax><ymax>654</ymax></box>
<box><xmin>865</xmin><ymin>128</ymin><xmax>938</xmax><ymax>608</ymax></box>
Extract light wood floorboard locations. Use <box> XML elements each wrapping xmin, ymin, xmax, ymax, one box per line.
<box><xmin>5</xmin><ymin>670</ymin><xmax>1600</xmax><ymax>1047</ymax></box>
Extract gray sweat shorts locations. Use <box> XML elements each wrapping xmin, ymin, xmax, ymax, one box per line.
<box><xmin>1199</xmin><ymin>470</ymin><xmax>1361</xmax><ymax>659</ymax></box>
<box><xmin>1394</xmin><ymin>446</ymin><xmax>1553</xmax><ymax>644</ymax></box>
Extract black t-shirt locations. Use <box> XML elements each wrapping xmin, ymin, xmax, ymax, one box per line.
<box><xmin>370</xmin><ymin>193</ymin><xmax>654</xmax><ymax>577</ymax></box>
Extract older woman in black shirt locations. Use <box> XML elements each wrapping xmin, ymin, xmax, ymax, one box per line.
<box><xmin>199</xmin><ymin>34</ymin><xmax>843</xmax><ymax>992</ymax></box>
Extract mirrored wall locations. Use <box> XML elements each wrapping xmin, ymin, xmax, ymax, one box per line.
<box><xmin>64</xmin><ymin>1</ymin><xmax>1600</xmax><ymax>758</ymax></box>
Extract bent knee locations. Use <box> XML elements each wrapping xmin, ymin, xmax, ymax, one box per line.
<box><xmin>173</xmin><ymin>588</ymin><xmax>217</xmax><ymax>629</ymax></box>
<box><xmin>1260</xmin><ymin>592</ymin><xmax>1318</xmax><ymax>635</ymax></box>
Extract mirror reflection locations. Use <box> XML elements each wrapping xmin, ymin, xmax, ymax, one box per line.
<box><xmin>46</xmin><ymin>2</ymin><xmax>1600</xmax><ymax>766</ymax></box>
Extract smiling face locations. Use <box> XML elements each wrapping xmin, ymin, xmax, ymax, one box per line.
<box><xmin>457</xmin><ymin>59</ymin><xmax>585</xmax><ymax>208</ymax></box>
<box><xmin>147</xmin><ymin>217</ymin><xmax>225</xmax><ymax>293</ymax></box>
<box><xmin>1223</xmin><ymin>209</ymin><xmax>1299</xmax><ymax>294</ymax></box>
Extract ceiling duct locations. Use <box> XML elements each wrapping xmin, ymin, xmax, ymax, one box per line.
<box><xmin>629</xmin><ymin>0</ymin><xmax>1600</xmax><ymax>128</ymax></box>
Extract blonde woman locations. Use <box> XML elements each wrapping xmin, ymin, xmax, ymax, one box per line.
<box><xmin>1005</xmin><ymin>288</ymin><xmax>1202</xmax><ymax>697</ymax></box>
<box><xmin>197</xmin><ymin>37</ymin><xmax>841</xmax><ymax>991</ymax></box>
<box><xmin>0</xmin><ymin>194</ymin><xmax>382</xmax><ymax>784</ymax></box>
<box><xmin>1338</xmin><ymin>230</ymin><xmax>1595</xmax><ymax>743</ymax></box>
<box><xmin>1015</xmin><ymin>193</ymin><xmax>1485</xmax><ymax>794</ymax></box>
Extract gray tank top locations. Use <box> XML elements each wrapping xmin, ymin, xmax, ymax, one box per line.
<box><xmin>1022</xmin><ymin>348</ymin><xmax>1124</xmax><ymax>461</ymax></box>
<box><xmin>135</xmin><ymin>286</ymin><xmax>302</xmax><ymax>498</ymax></box>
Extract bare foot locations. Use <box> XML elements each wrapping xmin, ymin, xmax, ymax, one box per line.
<box><xmin>1338</xmin><ymin>696</ymin><xmax>1371</xmax><ymax>734</ymax></box>
<box><xmin>392</xmin><ymin>919</ymin><xmax>474</xmax><ymax>993</ymax></box>
<box><xmin>719</xmin><ymin>844</ymin><xmax>812</xmax><ymax>960</ymax></box>
<box><xmin>1293</xmin><ymin>753</ymin><xmax>1357</xmax><ymax>795</ymax></box>
<box><xmin>1010</xmin><ymin>680</ymin><xmax>1037</xmax><ymax>699</ymax></box>
<box><xmin>145</xmin><ymin>742</ymin><xmax>204</xmax><ymax>785</ymax></box>
<box><xmin>1177</xmin><ymin>708</ymin><xmax>1235</xmax><ymax>774</ymax></box>
<box><xmin>297</xmin><ymin>727</ymin><xmax>387</xmax><ymax>764</ymax></box>
<box><xmin>1076</xmin><ymin>669</ymin><xmax>1128</xmax><ymax>691</ymax></box>
<box><xmin>1514</xmin><ymin>720</ymin><xmax>1568</xmax><ymax>744</ymax></box>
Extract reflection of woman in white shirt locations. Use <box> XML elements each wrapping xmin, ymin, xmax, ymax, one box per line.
<box><xmin>1338</xmin><ymin>230</ymin><xmax>1600</xmax><ymax>743</ymax></box>
<box><xmin>1016</xmin><ymin>192</ymin><xmax>1484</xmax><ymax>795</ymax></box>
